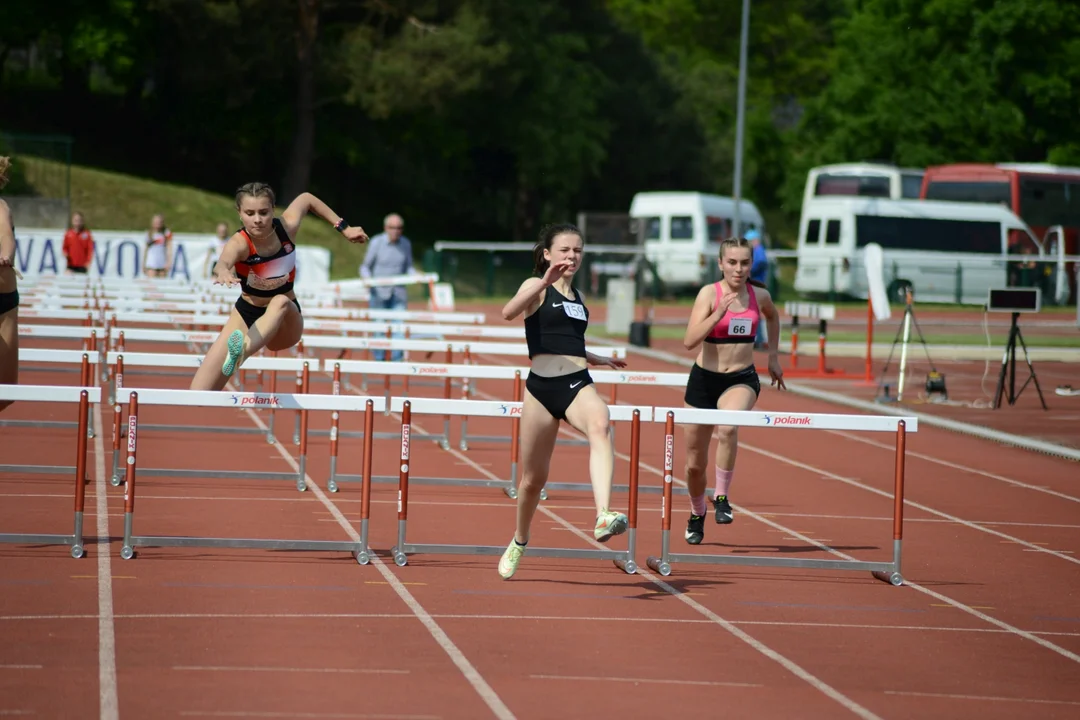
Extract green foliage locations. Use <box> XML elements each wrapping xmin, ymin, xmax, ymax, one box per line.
<box><xmin>3</xmin><ymin>0</ymin><xmax>1077</xmax><ymax>253</ymax></box>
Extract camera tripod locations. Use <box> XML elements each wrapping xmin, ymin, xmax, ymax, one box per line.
<box><xmin>876</xmin><ymin>292</ymin><xmax>942</xmax><ymax>403</ymax></box>
<box><xmin>993</xmin><ymin>311</ymin><xmax>1048</xmax><ymax>410</ymax></box>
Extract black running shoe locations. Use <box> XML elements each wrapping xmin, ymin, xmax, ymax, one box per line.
<box><xmin>712</xmin><ymin>495</ymin><xmax>734</xmax><ymax>525</ymax></box>
<box><xmin>684</xmin><ymin>514</ymin><xmax>705</xmax><ymax>545</ymax></box>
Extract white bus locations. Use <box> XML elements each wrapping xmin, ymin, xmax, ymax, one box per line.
<box><xmin>803</xmin><ymin>163</ymin><xmax>925</xmax><ymax>208</ymax></box>
<box><xmin>793</xmin><ymin>196</ymin><xmax>1044</xmax><ymax>304</ymax></box>
<box><xmin>630</xmin><ymin>191</ymin><xmax>765</xmax><ymax>289</ymax></box>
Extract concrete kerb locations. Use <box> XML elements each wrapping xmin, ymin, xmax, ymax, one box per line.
<box><xmin>592</xmin><ymin>338</ymin><xmax>1080</xmax><ymax>464</ymax></box>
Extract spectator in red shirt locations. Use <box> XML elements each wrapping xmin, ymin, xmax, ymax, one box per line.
<box><xmin>62</xmin><ymin>212</ymin><xmax>95</xmax><ymax>274</ymax></box>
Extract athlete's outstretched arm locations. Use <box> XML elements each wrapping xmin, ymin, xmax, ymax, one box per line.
<box><xmin>212</xmin><ymin>233</ymin><xmax>250</xmax><ymax>285</ymax></box>
<box><xmin>501</xmin><ymin>278</ymin><xmax>546</xmax><ymax>321</ymax></box>
<box><xmin>280</xmin><ymin>192</ymin><xmax>368</xmax><ymax>243</ymax></box>
<box><xmin>585</xmin><ymin>351</ymin><xmax>627</xmax><ymax>369</ymax></box>
<box><xmin>0</xmin><ymin>201</ymin><xmax>14</xmax><ymax>266</ymax></box>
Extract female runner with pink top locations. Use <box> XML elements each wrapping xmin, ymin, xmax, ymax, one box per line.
<box><xmin>680</xmin><ymin>236</ymin><xmax>785</xmax><ymax>545</ymax></box>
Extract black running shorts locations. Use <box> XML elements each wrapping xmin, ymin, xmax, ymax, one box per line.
<box><xmin>526</xmin><ymin>368</ymin><xmax>593</xmax><ymax>421</ymax></box>
<box><xmin>683</xmin><ymin>363</ymin><xmax>760</xmax><ymax>409</ymax></box>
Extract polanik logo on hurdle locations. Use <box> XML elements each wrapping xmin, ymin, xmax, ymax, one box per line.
<box><xmin>763</xmin><ymin>414</ymin><xmax>813</xmax><ymax>427</ymax></box>
<box><xmin>230</xmin><ymin>393</ymin><xmax>282</xmax><ymax>408</ymax></box>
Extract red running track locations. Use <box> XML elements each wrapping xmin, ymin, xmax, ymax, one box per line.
<box><xmin>2</xmin><ymin>325</ymin><xmax>1080</xmax><ymax>720</ymax></box>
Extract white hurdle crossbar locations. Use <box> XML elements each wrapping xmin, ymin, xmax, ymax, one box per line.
<box><xmin>0</xmin><ymin>385</ymin><xmax>101</xmax><ymax>558</ymax></box>
<box><xmin>114</xmin><ymin>388</ymin><xmax>386</xmax><ymax>563</ymax></box>
<box><xmin>646</xmin><ymin>406</ymin><xmax>917</xmax><ymax>586</ymax></box>
<box><xmin>387</xmin><ymin>397</ymin><xmax>644</xmax><ymax>574</ymax></box>
<box><xmin>106</xmin><ymin>357</ymin><xmax>314</xmax><ymax>488</ymax></box>
<box><xmin>3</xmin><ymin>350</ymin><xmax>98</xmax><ymax>438</ymax></box>
<box><xmin>105</xmin><ymin>352</ymin><xmax>311</xmax><ymax>483</ymax></box>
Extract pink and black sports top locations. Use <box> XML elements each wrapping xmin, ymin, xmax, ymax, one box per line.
<box><xmin>704</xmin><ymin>282</ymin><xmax>759</xmax><ymax>344</ymax></box>
<box><xmin>234</xmin><ymin>218</ymin><xmax>297</xmax><ymax>298</ymax></box>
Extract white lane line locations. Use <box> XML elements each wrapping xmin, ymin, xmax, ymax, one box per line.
<box><xmin>883</xmin><ymin>690</ymin><xmax>1080</xmax><ymax>706</ymax></box>
<box><xmin>417</xmin><ymin>404</ymin><xmax>883</xmax><ymax>720</ymax></box>
<box><xmin>238</xmin><ymin>406</ymin><xmax>517</xmax><ymax>720</ymax></box>
<box><xmin>94</xmin><ymin>399</ymin><xmax>119</xmax><ymax>720</ymax></box>
<box><xmin>466</xmin><ymin>374</ymin><xmax>1080</xmax><ymax>667</ymax></box>
<box><xmin>829</xmin><ymin>430</ymin><xmax>1080</xmax><ymax>503</ymax></box>
<box><xmin>742</xmin><ymin>443</ymin><xmax>1080</xmax><ymax>566</ymax></box>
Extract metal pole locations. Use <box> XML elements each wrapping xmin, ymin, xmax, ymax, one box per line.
<box><xmin>732</xmin><ymin>0</ymin><xmax>750</xmax><ymax>238</ymax></box>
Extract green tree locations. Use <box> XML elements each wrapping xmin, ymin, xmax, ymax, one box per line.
<box><xmin>790</xmin><ymin>0</ymin><xmax>1080</xmax><ymax>210</ymax></box>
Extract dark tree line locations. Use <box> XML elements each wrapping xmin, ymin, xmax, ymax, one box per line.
<box><xmin>2</xmin><ymin>0</ymin><xmax>1076</xmax><ymax>244</ymax></box>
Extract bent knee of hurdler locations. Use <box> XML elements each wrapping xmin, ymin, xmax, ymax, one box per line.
<box><xmin>268</xmin><ymin>295</ymin><xmax>294</xmax><ymax>314</ymax></box>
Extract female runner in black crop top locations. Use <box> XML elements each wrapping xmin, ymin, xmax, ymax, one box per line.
<box><xmin>494</xmin><ymin>223</ymin><xmax>630</xmax><ymax>580</ymax></box>
<box><xmin>189</xmin><ymin>182</ymin><xmax>367</xmax><ymax>392</ymax></box>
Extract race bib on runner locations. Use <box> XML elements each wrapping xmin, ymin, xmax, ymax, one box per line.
<box><xmin>727</xmin><ymin>316</ymin><xmax>752</xmax><ymax>336</ymax></box>
<box><xmin>563</xmin><ymin>303</ymin><xmax>588</xmax><ymax>321</ymax></box>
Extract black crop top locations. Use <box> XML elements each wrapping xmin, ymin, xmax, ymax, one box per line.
<box><xmin>524</xmin><ymin>286</ymin><xmax>589</xmax><ymax>359</ymax></box>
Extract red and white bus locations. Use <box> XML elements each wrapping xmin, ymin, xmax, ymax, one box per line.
<box><xmin>920</xmin><ymin>163</ymin><xmax>1080</xmax><ymax>303</ymax></box>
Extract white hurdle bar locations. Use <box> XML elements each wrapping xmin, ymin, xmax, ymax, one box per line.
<box><xmin>387</xmin><ymin>397</ymin><xmax>645</xmax><ymax>575</ymax></box>
<box><xmin>0</xmin><ymin>385</ymin><xmax>101</xmax><ymax>559</ymax></box>
<box><xmin>3</xmin><ymin>350</ymin><xmax>98</xmax><ymax>438</ymax></box>
<box><xmin>646</xmin><ymin>407</ymin><xmax>918</xmax><ymax>586</ymax></box>
<box><xmin>115</xmin><ymin>388</ymin><xmax>386</xmax><ymax>563</ymax></box>
<box><xmin>105</xmin><ymin>353</ymin><xmax>311</xmax><ymax>483</ymax></box>
<box><xmin>105</xmin><ymin>356</ymin><xmax>313</xmax><ymax>487</ymax></box>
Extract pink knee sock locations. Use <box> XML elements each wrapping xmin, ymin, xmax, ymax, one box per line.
<box><xmin>714</xmin><ymin>467</ymin><xmax>734</xmax><ymax>499</ymax></box>
<box><xmin>690</xmin><ymin>494</ymin><xmax>707</xmax><ymax>516</ymax></box>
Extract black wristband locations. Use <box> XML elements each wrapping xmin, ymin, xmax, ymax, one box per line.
<box><xmin>334</xmin><ymin>218</ymin><xmax>347</xmax><ymax>233</ymax></box>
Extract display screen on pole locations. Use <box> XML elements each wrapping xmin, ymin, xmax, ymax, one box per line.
<box><xmin>987</xmin><ymin>287</ymin><xmax>1041</xmax><ymax>313</ymax></box>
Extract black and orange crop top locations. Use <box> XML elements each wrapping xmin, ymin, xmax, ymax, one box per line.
<box><xmin>234</xmin><ymin>218</ymin><xmax>297</xmax><ymax>298</ymax></box>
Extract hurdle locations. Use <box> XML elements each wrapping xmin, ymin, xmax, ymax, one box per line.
<box><xmin>105</xmin><ymin>350</ymin><xmax>307</xmax><ymax>450</ymax></box>
<box><xmin>0</xmin><ymin>350</ymin><xmax>98</xmax><ymax>438</ymax></box>
<box><xmin>0</xmin><ymin>385</ymin><xmax>98</xmax><ymax>559</ymax></box>
<box><xmin>761</xmin><ymin>301</ymin><xmax>875</xmax><ymax>382</ymax></box>
<box><xmin>115</xmin><ymin>387</ymin><xmax>383</xmax><ymax>563</ymax></box>
<box><xmin>107</xmin><ymin>360</ymin><xmax>314</xmax><ymax>490</ymax></box>
<box><xmin>387</xmin><ymin>397</ymin><xmax>644</xmax><ymax>574</ymax></box>
<box><xmin>645</xmin><ymin>407</ymin><xmax>916</xmax><ymax>586</ymax></box>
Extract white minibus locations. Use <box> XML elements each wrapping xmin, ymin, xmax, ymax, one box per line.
<box><xmin>793</xmin><ymin>196</ymin><xmax>1044</xmax><ymax>304</ymax></box>
<box><xmin>630</xmin><ymin>191</ymin><xmax>765</xmax><ymax>289</ymax></box>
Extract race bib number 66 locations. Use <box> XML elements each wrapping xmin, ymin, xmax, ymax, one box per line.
<box><xmin>728</xmin><ymin>317</ymin><xmax>752</xmax><ymax>336</ymax></box>
<box><xmin>563</xmin><ymin>303</ymin><xmax>588</xmax><ymax>321</ymax></box>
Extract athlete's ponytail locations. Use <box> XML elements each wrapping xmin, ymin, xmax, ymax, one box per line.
<box><xmin>533</xmin><ymin>222</ymin><xmax>582</xmax><ymax>276</ymax></box>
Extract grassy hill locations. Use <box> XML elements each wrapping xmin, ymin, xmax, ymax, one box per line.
<box><xmin>15</xmin><ymin>157</ymin><xmax>368</xmax><ymax>279</ymax></box>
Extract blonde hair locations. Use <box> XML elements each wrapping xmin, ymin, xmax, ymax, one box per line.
<box><xmin>235</xmin><ymin>181</ymin><xmax>275</xmax><ymax>209</ymax></box>
<box><xmin>0</xmin><ymin>156</ymin><xmax>11</xmax><ymax>191</ymax></box>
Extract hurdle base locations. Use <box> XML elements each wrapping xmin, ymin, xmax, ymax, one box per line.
<box><xmin>346</xmin><ymin>473</ymin><xmax>517</xmax><ymax>492</ymax></box>
<box><xmin>0</xmin><ymin>464</ymin><xmax>78</xmax><ymax>476</ymax></box>
<box><xmin>120</xmin><ymin>534</ymin><xmax>366</xmax><ymax>563</ymax></box>
<box><xmin>646</xmin><ymin>551</ymin><xmax>901</xmax><ymax>584</ymax></box>
<box><xmin>390</xmin><ymin>542</ymin><xmax>636</xmax><ymax>574</ymax></box>
<box><xmin>0</xmin><ymin>532</ymin><xmax>86</xmax><ymax>559</ymax></box>
<box><xmin>542</xmin><ymin>480</ymin><xmax>685</xmax><ymax>497</ymax></box>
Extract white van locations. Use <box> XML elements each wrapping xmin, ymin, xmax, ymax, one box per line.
<box><xmin>630</xmin><ymin>191</ymin><xmax>765</xmax><ymax>289</ymax></box>
<box><xmin>803</xmin><ymin>163</ymin><xmax>925</xmax><ymax>207</ymax></box>
<box><xmin>793</xmin><ymin>196</ymin><xmax>1044</xmax><ymax>304</ymax></box>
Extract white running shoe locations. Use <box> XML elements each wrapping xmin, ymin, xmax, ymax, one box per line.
<box><xmin>498</xmin><ymin>539</ymin><xmax>526</xmax><ymax>579</ymax></box>
<box><xmin>594</xmin><ymin>510</ymin><xmax>628</xmax><ymax>542</ymax></box>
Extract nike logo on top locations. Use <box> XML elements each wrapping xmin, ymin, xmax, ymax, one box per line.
<box><xmin>570</xmin><ymin>381</ymin><xmax>581</xmax><ymax>388</ymax></box>
<box><xmin>552</xmin><ymin>303</ymin><xmax>563</xmax><ymax>307</ymax></box>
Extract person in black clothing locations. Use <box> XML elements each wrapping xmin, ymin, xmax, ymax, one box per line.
<box><xmin>0</xmin><ymin>156</ymin><xmax>19</xmax><ymax>413</ymax></box>
<box><xmin>496</xmin><ymin>223</ymin><xmax>629</xmax><ymax>579</ymax></box>
<box><xmin>189</xmin><ymin>182</ymin><xmax>368</xmax><ymax>392</ymax></box>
